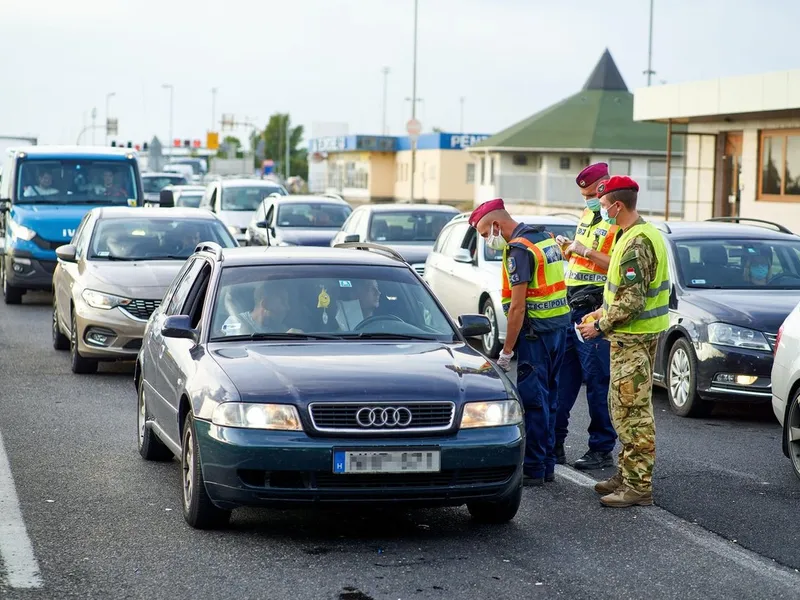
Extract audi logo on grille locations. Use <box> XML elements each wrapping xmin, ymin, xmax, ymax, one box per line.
<box><xmin>356</xmin><ymin>407</ymin><xmax>413</xmax><ymax>428</ymax></box>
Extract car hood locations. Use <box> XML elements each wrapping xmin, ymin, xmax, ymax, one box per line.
<box><xmin>274</xmin><ymin>227</ymin><xmax>340</xmax><ymax>247</ymax></box>
<box><xmin>83</xmin><ymin>260</ymin><xmax>184</xmax><ymax>299</ymax></box>
<box><xmin>11</xmin><ymin>204</ymin><xmax>96</xmax><ymax>242</ymax></box>
<box><xmin>683</xmin><ymin>289</ymin><xmax>800</xmax><ymax>334</ymax></box>
<box><xmin>209</xmin><ymin>341</ymin><xmax>512</xmax><ymax>403</ymax></box>
<box><xmin>219</xmin><ymin>210</ymin><xmax>254</xmax><ymax>229</ymax></box>
<box><xmin>378</xmin><ymin>243</ymin><xmax>434</xmax><ymax>265</ymax></box>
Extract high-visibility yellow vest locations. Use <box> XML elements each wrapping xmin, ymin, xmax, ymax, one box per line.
<box><xmin>566</xmin><ymin>208</ymin><xmax>619</xmax><ymax>287</ymax></box>
<box><xmin>501</xmin><ymin>235</ymin><xmax>569</xmax><ymax>328</ymax></box>
<box><xmin>602</xmin><ymin>222</ymin><xmax>670</xmax><ymax>334</ymax></box>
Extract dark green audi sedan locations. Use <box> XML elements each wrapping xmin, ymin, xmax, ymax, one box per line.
<box><xmin>135</xmin><ymin>242</ymin><xmax>524</xmax><ymax>529</ymax></box>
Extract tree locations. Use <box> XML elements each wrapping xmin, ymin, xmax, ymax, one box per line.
<box><xmin>254</xmin><ymin>113</ymin><xmax>308</xmax><ymax>180</ymax></box>
<box><xmin>217</xmin><ymin>135</ymin><xmax>242</xmax><ymax>158</ymax></box>
<box><xmin>432</xmin><ymin>126</ymin><xmax>442</xmax><ymax>133</ymax></box>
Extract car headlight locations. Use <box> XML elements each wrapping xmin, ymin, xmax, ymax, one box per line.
<box><xmin>8</xmin><ymin>220</ymin><xmax>36</xmax><ymax>241</ymax></box>
<box><xmin>82</xmin><ymin>289</ymin><xmax>132</xmax><ymax>310</ymax></box>
<box><xmin>211</xmin><ymin>402</ymin><xmax>303</xmax><ymax>430</ymax></box>
<box><xmin>707</xmin><ymin>323</ymin><xmax>771</xmax><ymax>352</ymax></box>
<box><xmin>460</xmin><ymin>400</ymin><xmax>523</xmax><ymax>429</ymax></box>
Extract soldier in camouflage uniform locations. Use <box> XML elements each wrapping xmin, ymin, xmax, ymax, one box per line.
<box><xmin>577</xmin><ymin>175</ymin><xmax>670</xmax><ymax>508</ymax></box>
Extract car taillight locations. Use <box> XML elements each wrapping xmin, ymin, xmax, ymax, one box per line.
<box><xmin>775</xmin><ymin>324</ymin><xmax>784</xmax><ymax>355</ymax></box>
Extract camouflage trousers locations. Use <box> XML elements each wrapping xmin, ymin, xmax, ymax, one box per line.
<box><xmin>608</xmin><ymin>337</ymin><xmax>658</xmax><ymax>493</ymax></box>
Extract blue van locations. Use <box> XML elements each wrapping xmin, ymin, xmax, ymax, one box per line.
<box><xmin>0</xmin><ymin>146</ymin><xmax>143</xmax><ymax>304</ymax></box>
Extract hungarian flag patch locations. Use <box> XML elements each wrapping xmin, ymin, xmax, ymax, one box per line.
<box><xmin>625</xmin><ymin>267</ymin><xmax>637</xmax><ymax>281</ymax></box>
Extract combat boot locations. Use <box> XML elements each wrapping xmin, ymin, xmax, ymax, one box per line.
<box><xmin>599</xmin><ymin>485</ymin><xmax>653</xmax><ymax>508</ymax></box>
<box><xmin>593</xmin><ymin>472</ymin><xmax>623</xmax><ymax>495</ymax></box>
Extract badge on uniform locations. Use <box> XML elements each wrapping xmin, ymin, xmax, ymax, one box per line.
<box><xmin>317</xmin><ymin>286</ymin><xmax>331</xmax><ymax>324</ymax></box>
<box><xmin>625</xmin><ymin>267</ymin><xmax>636</xmax><ymax>281</ymax></box>
<box><xmin>506</xmin><ymin>256</ymin><xmax>516</xmax><ymax>273</ymax></box>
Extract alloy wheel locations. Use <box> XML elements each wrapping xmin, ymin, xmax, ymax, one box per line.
<box><xmin>669</xmin><ymin>347</ymin><xmax>691</xmax><ymax>407</ymax></box>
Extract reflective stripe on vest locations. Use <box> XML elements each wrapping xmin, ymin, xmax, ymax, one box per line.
<box><xmin>566</xmin><ymin>208</ymin><xmax>619</xmax><ymax>287</ymax></box>
<box><xmin>501</xmin><ymin>235</ymin><xmax>569</xmax><ymax>324</ymax></box>
<box><xmin>602</xmin><ymin>222</ymin><xmax>670</xmax><ymax>334</ymax></box>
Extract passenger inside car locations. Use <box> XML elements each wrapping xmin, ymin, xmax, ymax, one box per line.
<box><xmin>221</xmin><ymin>281</ymin><xmax>293</xmax><ymax>336</ymax></box>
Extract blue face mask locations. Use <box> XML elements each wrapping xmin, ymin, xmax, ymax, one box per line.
<box><xmin>600</xmin><ymin>205</ymin><xmax>616</xmax><ymax>224</ymax></box>
<box><xmin>586</xmin><ymin>198</ymin><xmax>601</xmax><ymax>212</ymax></box>
<box><xmin>750</xmin><ymin>265</ymin><xmax>769</xmax><ymax>279</ymax></box>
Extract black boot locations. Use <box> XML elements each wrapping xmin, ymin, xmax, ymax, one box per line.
<box><xmin>554</xmin><ymin>442</ymin><xmax>566</xmax><ymax>465</ymax></box>
<box><xmin>573</xmin><ymin>450</ymin><xmax>613</xmax><ymax>471</ymax></box>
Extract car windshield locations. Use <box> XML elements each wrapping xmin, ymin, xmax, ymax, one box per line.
<box><xmin>673</xmin><ymin>238</ymin><xmax>800</xmax><ymax>289</ymax></box>
<box><xmin>176</xmin><ymin>192</ymin><xmax>203</xmax><ymax>208</ymax></box>
<box><xmin>369</xmin><ymin>211</ymin><xmax>456</xmax><ymax>243</ymax></box>
<box><xmin>209</xmin><ymin>264</ymin><xmax>456</xmax><ymax>342</ymax></box>
<box><xmin>484</xmin><ymin>224</ymin><xmax>577</xmax><ymax>261</ymax></box>
<box><xmin>142</xmin><ymin>175</ymin><xmax>187</xmax><ymax>193</ymax></box>
<box><xmin>221</xmin><ymin>186</ymin><xmax>286</xmax><ymax>211</ymax></box>
<box><xmin>16</xmin><ymin>159</ymin><xmax>139</xmax><ymax>205</ymax></box>
<box><xmin>276</xmin><ymin>203</ymin><xmax>351</xmax><ymax>228</ymax></box>
<box><xmin>88</xmin><ymin>217</ymin><xmax>236</xmax><ymax>261</ymax></box>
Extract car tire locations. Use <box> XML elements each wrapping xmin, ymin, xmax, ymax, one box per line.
<box><xmin>181</xmin><ymin>413</ymin><xmax>231</xmax><ymax>529</ymax></box>
<box><xmin>481</xmin><ymin>298</ymin><xmax>501</xmax><ymax>358</ymax></box>
<box><xmin>137</xmin><ymin>383</ymin><xmax>174</xmax><ymax>461</ymax></box>
<box><xmin>783</xmin><ymin>390</ymin><xmax>800</xmax><ymax>481</ymax></box>
<box><xmin>2</xmin><ymin>261</ymin><xmax>23</xmax><ymax>305</ymax></box>
<box><xmin>467</xmin><ymin>481</ymin><xmax>522</xmax><ymax>524</ymax></box>
<box><xmin>666</xmin><ymin>338</ymin><xmax>712</xmax><ymax>418</ymax></box>
<box><xmin>70</xmin><ymin>311</ymin><xmax>98</xmax><ymax>374</ymax></box>
<box><xmin>52</xmin><ymin>298</ymin><xmax>69</xmax><ymax>351</ymax></box>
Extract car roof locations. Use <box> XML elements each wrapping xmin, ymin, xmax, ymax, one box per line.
<box><xmin>220</xmin><ymin>179</ymin><xmax>285</xmax><ymax>188</ymax></box>
<box><xmin>167</xmin><ymin>185</ymin><xmax>206</xmax><ymax>192</ymax></box>
<box><xmin>363</xmin><ymin>203</ymin><xmax>459</xmax><ymax>213</ymax></box>
<box><xmin>449</xmin><ymin>212</ymin><xmax>577</xmax><ymax>226</ymax></box>
<box><xmin>94</xmin><ymin>207</ymin><xmax>218</xmax><ymax>220</ymax></box>
<box><xmin>13</xmin><ymin>145</ymin><xmax>136</xmax><ymax>160</ymax></box>
<box><xmin>271</xmin><ymin>194</ymin><xmax>349</xmax><ymax>206</ymax></box>
<box><xmin>213</xmin><ymin>245</ymin><xmax>406</xmax><ymax>268</ymax></box>
<box><xmin>654</xmin><ymin>220</ymin><xmax>798</xmax><ymax>241</ymax></box>
<box><xmin>142</xmin><ymin>172</ymin><xmax>186</xmax><ymax>178</ymax></box>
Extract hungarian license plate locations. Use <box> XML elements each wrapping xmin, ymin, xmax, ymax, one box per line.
<box><xmin>333</xmin><ymin>449</ymin><xmax>441</xmax><ymax>474</ymax></box>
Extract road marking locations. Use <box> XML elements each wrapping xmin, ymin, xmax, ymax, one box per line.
<box><xmin>555</xmin><ymin>465</ymin><xmax>800</xmax><ymax>588</ymax></box>
<box><xmin>0</xmin><ymin>429</ymin><xmax>43</xmax><ymax>588</ymax></box>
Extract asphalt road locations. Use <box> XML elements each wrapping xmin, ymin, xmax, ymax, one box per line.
<box><xmin>0</xmin><ymin>292</ymin><xmax>799</xmax><ymax>599</ymax></box>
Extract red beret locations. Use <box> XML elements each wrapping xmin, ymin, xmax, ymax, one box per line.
<box><xmin>468</xmin><ymin>198</ymin><xmax>505</xmax><ymax>227</ymax></box>
<box><xmin>597</xmin><ymin>175</ymin><xmax>639</xmax><ymax>199</ymax></box>
<box><xmin>576</xmin><ymin>162</ymin><xmax>608</xmax><ymax>188</ymax></box>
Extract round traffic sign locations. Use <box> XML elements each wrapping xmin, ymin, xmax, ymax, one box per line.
<box><xmin>406</xmin><ymin>118</ymin><xmax>422</xmax><ymax>138</ymax></box>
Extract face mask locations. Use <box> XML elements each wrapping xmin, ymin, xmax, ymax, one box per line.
<box><xmin>750</xmin><ymin>265</ymin><xmax>769</xmax><ymax>279</ymax></box>
<box><xmin>600</xmin><ymin>203</ymin><xmax>618</xmax><ymax>224</ymax></box>
<box><xmin>486</xmin><ymin>224</ymin><xmax>507</xmax><ymax>251</ymax></box>
<box><xmin>586</xmin><ymin>198</ymin><xmax>601</xmax><ymax>212</ymax></box>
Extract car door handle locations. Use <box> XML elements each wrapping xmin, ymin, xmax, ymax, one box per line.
<box><xmin>158</xmin><ymin>344</ymin><xmax>166</xmax><ymax>359</ymax></box>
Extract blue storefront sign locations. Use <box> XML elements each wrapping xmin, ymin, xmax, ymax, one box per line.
<box><xmin>308</xmin><ymin>132</ymin><xmax>490</xmax><ymax>154</ymax></box>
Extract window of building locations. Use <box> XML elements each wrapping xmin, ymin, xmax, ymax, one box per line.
<box><xmin>647</xmin><ymin>160</ymin><xmax>667</xmax><ymax>191</ymax></box>
<box><xmin>559</xmin><ymin>157</ymin><xmax>571</xmax><ymax>170</ymax></box>
<box><xmin>489</xmin><ymin>157</ymin><xmax>495</xmax><ymax>184</ymax></box>
<box><xmin>466</xmin><ymin>163</ymin><xmax>475</xmax><ymax>184</ymax></box>
<box><xmin>759</xmin><ymin>130</ymin><xmax>800</xmax><ymax>200</ymax></box>
<box><xmin>481</xmin><ymin>157</ymin><xmax>486</xmax><ymax>185</ymax></box>
<box><xmin>512</xmin><ymin>154</ymin><xmax>528</xmax><ymax>166</ymax></box>
<box><xmin>609</xmin><ymin>158</ymin><xmax>631</xmax><ymax>176</ymax></box>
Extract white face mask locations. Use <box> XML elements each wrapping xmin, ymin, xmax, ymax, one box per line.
<box><xmin>486</xmin><ymin>223</ymin><xmax>507</xmax><ymax>250</ymax></box>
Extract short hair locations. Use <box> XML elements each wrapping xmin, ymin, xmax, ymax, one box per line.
<box><xmin>607</xmin><ymin>189</ymin><xmax>637</xmax><ymax>210</ymax></box>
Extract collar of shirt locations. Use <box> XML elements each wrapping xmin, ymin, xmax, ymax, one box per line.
<box><xmin>511</xmin><ymin>222</ymin><xmax>545</xmax><ymax>239</ymax></box>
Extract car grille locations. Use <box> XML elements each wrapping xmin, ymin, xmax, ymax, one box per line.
<box><xmin>309</xmin><ymin>401</ymin><xmax>455</xmax><ymax>433</ymax></box>
<box><xmin>121</xmin><ymin>299</ymin><xmax>161</xmax><ymax>321</ymax></box>
<box><xmin>765</xmin><ymin>332</ymin><xmax>777</xmax><ymax>350</ymax></box>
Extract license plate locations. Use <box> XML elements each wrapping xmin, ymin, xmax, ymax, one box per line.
<box><xmin>333</xmin><ymin>450</ymin><xmax>441</xmax><ymax>474</ymax></box>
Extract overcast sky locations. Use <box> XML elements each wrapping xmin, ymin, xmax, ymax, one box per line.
<box><xmin>2</xmin><ymin>0</ymin><xmax>798</xmax><ymax>149</ymax></box>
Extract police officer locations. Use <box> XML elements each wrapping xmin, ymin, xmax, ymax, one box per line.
<box><xmin>577</xmin><ymin>176</ymin><xmax>670</xmax><ymax>508</ymax></box>
<box><xmin>469</xmin><ymin>199</ymin><xmax>571</xmax><ymax>486</ymax></box>
<box><xmin>555</xmin><ymin>163</ymin><xmax>618</xmax><ymax>470</ymax></box>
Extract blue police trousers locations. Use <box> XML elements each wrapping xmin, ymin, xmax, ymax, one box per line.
<box><xmin>516</xmin><ymin>327</ymin><xmax>568</xmax><ymax>478</ymax></box>
<box><xmin>555</xmin><ymin>306</ymin><xmax>616</xmax><ymax>453</ymax></box>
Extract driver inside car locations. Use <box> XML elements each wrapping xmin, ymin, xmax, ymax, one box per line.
<box><xmin>222</xmin><ymin>282</ymin><xmax>299</xmax><ymax>336</ymax></box>
<box><xmin>743</xmin><ymin>249</ymin><xmax>773</xmax><ymax>286</ymax></box>
<box><xmin>23</xmin><ymin>169</ymin><xmax>59</xmax><ymax>197</ymax></box>
<box><xmin>334</xmin><ymin>279</ymin><xmax>380</xmax><ymax>330</ymax></box>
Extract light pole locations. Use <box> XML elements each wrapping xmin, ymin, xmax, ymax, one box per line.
<box><xmin>409</xmin><ymin>0</ymin><xmax>419</xmax><ymax>203</ymax></box>
<box><xmin>162</xmin><ymin>84</ymin><xmax>174</xmax><ymax>156</ymax></box>
<box><xmin>285</xmin><ymin>114</ymin><xmax>291</xmax><ymax>180</ymax></box>
<box><xmin>91</xmin><ymin>107</ymin><xmax>97</xmax><ymax>145</ymax></box>
<box><xmin>105</xmin><ymin>92</ymin><xmax>115</xmax><ymax>145</ymax></box>
<box><xmin>211</xmin><ymin>87</ymin><xmax>218</xmax><ymax>130</ymax></box>
<box><xmin>644</xmin><ymin>0</ymin><xmax>655</xmax><ymax>86</ymax></box>
<box><xmin>381</xmin><ymin>67</ymin><xmax>390</xmax><ymax>135</ymax></box>
<box><xmin>459</xmin><ymin>96</ymin><xmax>465</xmax><ymax>132</ymax></box>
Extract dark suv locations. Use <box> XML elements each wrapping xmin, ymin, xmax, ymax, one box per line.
<box><xmin>135</xmin><ymin>242</ymin><xmax>524</xmax><ymax>529</ymax></box>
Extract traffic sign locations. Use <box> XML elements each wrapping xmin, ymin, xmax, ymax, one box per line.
<box><xmin>406</xmin><ymin>118</ymin><xmax>422</xmax><ymax>140</ymax></box>
<box><xmin>106</xmin><ymin>118</ymin><xmax>118</xmax><ymax>136</ymax></box>
<box><xmin>206</xmin><ymin>131</ymin><xmax>219</xmax><ymax>150</ymax></box>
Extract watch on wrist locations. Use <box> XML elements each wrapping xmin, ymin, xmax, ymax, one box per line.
<box><xmin>593</xmin><ymin>320</ymin><xmax>602</xmax><ymax>333</ymax></box>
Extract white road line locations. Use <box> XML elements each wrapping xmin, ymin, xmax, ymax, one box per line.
<box><xmin>555</xmin><ymin>465</ymin><xmax>800</xmax><ymax>588</ymax></box>
<box><xmin>0</xmin><ymin>429</ymin><xmax>43</xmax><ymax>588</ymax></box>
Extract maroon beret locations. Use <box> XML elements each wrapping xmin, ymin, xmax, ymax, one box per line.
<box><xmin>468</xmin><ymin>198</ymin><xmax>505</xmax><ymax>227</ymax></box>
<box><xmin>576</xmin><ymin>162</ymin><xmax>609</xmax><ymax>188</ymax></box>
<box><xmin>597</xmin><ymin>175</ymin><xmax>639</xmax><ymax>198</ymax></box>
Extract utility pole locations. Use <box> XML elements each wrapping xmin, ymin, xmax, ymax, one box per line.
<box><xmin>410</xmin><ymin>0</ymin><xmax>419</xmax><ymax>203</ymax></box>
<box><xmin>459</xmin><ymin>96</ymin><xmax>465</xmax><ymax>132</ymax></box>
<box><xmin>285</xmin><ymin>114</ymin><xmax>291</xmax><ymax>180</ymax></box>
<box><xmin>381</xmin><ymin>67</ymin><xmax>390</xmax><ymax>135</ymax></box>
<box><xmin>211</xmin><ymin>87</ymin><xmax>218</xmax><ymax>129</ymax></box>
<box><xmin>91</xmin><ymin>107</ymin><xmax>97</xmax><ymax>145</ymax></box>
<box><xmin>645</xmin><ymin>0</ymin><xmax>655</xmax><ymax>86</ymax></box>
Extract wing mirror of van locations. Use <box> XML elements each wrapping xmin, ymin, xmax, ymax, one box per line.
<box><xmin>159</xmin><ymin>189</ymin><xmax>175</xmax><ymax>208</ymax></box>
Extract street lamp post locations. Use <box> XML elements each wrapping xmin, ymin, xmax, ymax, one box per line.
<box><xmin>162</xmin><ymin>84</ymin><xmax>174</xmax><ymax>156</ymax></box>
<box><xmin>105</xmin><ymin>92</ymin><xmax>115</xmax><ymax>145</ymax></box>
<box><xmin>91</xmin><ymin>107</ymin><xmax>97</xmax><ymax>145</ymax></box>
<box><xmin>645</xmin><ymin>0</ymin><xmax>655</xmax><ymax>86</ymax></box>
<box><xmin>409</xmin><ymin>0</ymin><xmax>419</xmax><ymax>203</ymax></box>
<box><xmin>381</xmin><ymin>67</ymin><xmax>390</xmax><ymax>135</ymax></box>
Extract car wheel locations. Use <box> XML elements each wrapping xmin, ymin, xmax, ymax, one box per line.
<box><xmin>181</xmin><ymin>413</ymin><xmax>231</xmax><ymax>529</ymax></box>
<box><xmin>784</xmin><ymin>391</ymin><xmax>800</xmax><ymax>481</ymax></box>
<box><xmin>52</xmin><ymin>298</ymin><xmax>69</xmax><ymax>351</ymax></box>
<box><xmin>138</xmin><ymin>382</ymin><xmax>174</xmax><ymax>461</ymax></box>
<box><xmin>1</xmin><ymin>261</ymin><xmax>23</xmax><ymax>305</ymax></box>
<box><xmin>70</xmin><ymin>311</ymin><xmax>98</xmax><ymax>374</ymax></box>
<box><xmin>467</xmin><ymin>480</ymin><xmax>522</xmax><ymax>524</ymax></box>
<box><xmin>481</xmin><ymin>299</ymin><xmax>501</xmax><ymax>358</ymax></box>
<box><xmin>667</xmin><ymin>338</ymin><xmax>712</xmax><ymax>418</ymax></box>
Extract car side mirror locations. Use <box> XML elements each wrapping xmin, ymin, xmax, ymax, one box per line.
<box><xmin>159</xmin><ymin>189</ymin><xmax>175</xmax><ymax>208</ymax></box>
<box><xmin>55</xmin><ymin>244</ymin><xmax>77</xmax><ymax>263</ymax></box>
<box><xmin>256</xmin><ymin>220</ymin><xmax>267</xmax><ymax>229</ymax></box>
<box><xmin>161</xmin><ymin>315</ymin><xmax>199</xmax><ymax>342</ymax></box>
<box><xmin>453</xmin><ymin>249</ymin><xmax>473</xmax><ymax>263</ymax></box>
<box><xmin>458</xmin><ymin>314</ymin><xmax>492</xmax><ymax>338</ymax></box>
<box><xmin>344</xmin><ymin>234</ymin><xmax>360</xmax><ymax>243</ymax></box>
<box><xmin>669</xmin><ymin>283</ymin><xmax>678</xmax><ymax>310</ymax></box>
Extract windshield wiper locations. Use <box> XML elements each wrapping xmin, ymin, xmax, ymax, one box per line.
<box><xmin>215</xmin><ymin>332</ymin><xmax>345</xmax><ymax>342</ymax></box>
<box><xmin>93</xmin><ymin>254</ymin><xmax>137</xmax><ymax>261</ymax></box>
<box><xmin>342</xmin><ymin>332</ymin><xmax>440</xmax><ymax>341</ymax></box>
<box><xmin>145</xmin><ymin>255</ymin><xmax>190</xmax><ymax>261</ymax></box>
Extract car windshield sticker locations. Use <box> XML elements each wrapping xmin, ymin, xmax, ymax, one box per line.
<box><xmin>692</xmin><ymin>279</ymin><xmax>706</xmax><ymax>285</ymax></box>
<box><xmin>221</xmin><ymin>321</ymin><xmax>241</xmax><ymax>334</ymax></box>
<box><xmin>97</xmin><ymin>251</ymin><xmax>110</xmax><ymax>257</ymax></box>
<box><xmin>339</xmin><ymin>280</ymin><xmax>352</xmax><ymax>288</ymax></box>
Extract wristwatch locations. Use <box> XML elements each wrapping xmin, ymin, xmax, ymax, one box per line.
<box><xmin>593</xmin><ymin>320</ymin><xmax>602</xmax><ymax>333</ymax></box>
